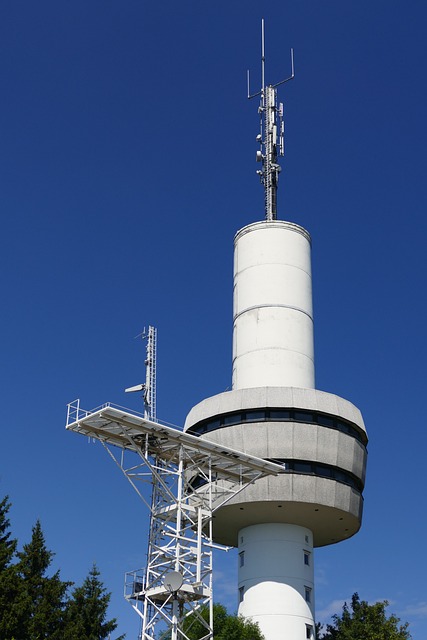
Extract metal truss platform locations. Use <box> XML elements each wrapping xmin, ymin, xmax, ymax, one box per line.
<box><xmin>66</xmin><ymin>400</ymin><xmax>282</xmax><ymax>640</ymax></box>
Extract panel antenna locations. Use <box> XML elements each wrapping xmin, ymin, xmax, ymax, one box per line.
<box><xmin>247</xmin><ymin>19</ymin><xmax>294</xmax><ymax>220</ymax></box>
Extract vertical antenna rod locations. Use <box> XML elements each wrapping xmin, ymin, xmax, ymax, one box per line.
<box><xmin>247</xmin><ymin>19</ymin><xmax>294</xmax><ymax>221</ymax></box>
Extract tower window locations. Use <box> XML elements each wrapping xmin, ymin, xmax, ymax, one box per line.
<box><xmin>188</xmin><ymin>408</ymin><xmax>367</xmax><ymax>445</ymax></box>
<box><xmin>306</xmin><ymin>624</ymin><xmax>313</xmax><ymax>638</ymax></box>
<box><xmin>305</xmin><ymin>586</ymin><xmax>312</xmax><ymax>603</ymax></box>
<box><xmin>294</xmin><ymin>461</ymin><xmax>312</xmax><ymax>473</ymax></box>
<box><xmin>317</xmin><ymin>414</ymin><xmax>334</xmax><ymax>427</ymax></box>
<box><xmin>304</xmin><ymin>551</ymin><xmax>310</xmax><ymax>566</ymax></box>
<box><xmin>294</xmin><ymin>410</ymin><xmax>313</xmax><ymax>422</ymax></box>
<box><xmin>239</xmin><ymin>586</ymin><xmax>244</xmax><ymax>603</ymax></box>
<box><xmin>269</xmin><ymin>409</ymin><xmax>291</xmax><ymax>420</ymax></box>
<box><xmin>239</xmin><ymin>551</ymin><xmax>245</xmax><ymax>567</ymax></box>
<box><xmin>246</xmin><ymin>409</ymin><xmax>265</xmax><ymax>421</ymax></box>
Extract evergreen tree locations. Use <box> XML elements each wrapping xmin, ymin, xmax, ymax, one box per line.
<box><xmin>0</xmin><ymin>495</ymin><xmax>20</xmax><ymax>639</ymax></box>
<box><xmin>0</xmin><ymin>497</ymin><xmax>126</xmax><ymax>639</ymax></box>
<box><xmin>63</xmin><ymin>563</ymin><xmax>125</xmax><ymax>640</ymax></box>
<box><xmin>318</xmin><ymin>592</ymin><xmax>411</xmax><ymax>640</ymax></box>
<box><xmin>0</xmin><ymin>495</ymin><xmax>17</xmax><ymax>570</ymax></box>
<box><xmin>11</xmin><ymin>520</ymin><xmax>71</xmax><ymax>640</ymax></box>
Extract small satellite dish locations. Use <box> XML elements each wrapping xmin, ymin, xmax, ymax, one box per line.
<box><xmin>163</xmin><ymin>571</ymin><xmax>183</xmax><ymax>593</ymax></box>
<box><xmin>125</xmin><ymin>383</ymin><xmax>145</xmax><ymax>393</ymax></box>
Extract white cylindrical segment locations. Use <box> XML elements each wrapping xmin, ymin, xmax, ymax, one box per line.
<box><xmin>233</xmin><ymin>221</ymin><xmax>314</xmax><ymax>389</ymax></box>
<box><xmin>238</xmin><ymin>523</ymin><xmax>315</xmax><ymax>640</ymax></box>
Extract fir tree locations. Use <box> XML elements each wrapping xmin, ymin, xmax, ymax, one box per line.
<box><xmin>0</xmin><ymin>497</ymin><xmax>125</xmax><ymax>639</ymax></box>
<box><xmin>11</xmin><ymin>520</ymin><xmax>71</xmax><ymax>640</ymax></box>
<box><xmin>0</xmin><ymin>495</ymin><xmax>17</xmax><ymax>570</ymax></box>
<box><xmin>63</xmin><ymin>563</ymin><xmax>125</xmax><ymax>640</ymax></box>
<box><xmin>0</xmin><ymin>495</ymin><xmax>20</xmax><ymax>639</ymax></box>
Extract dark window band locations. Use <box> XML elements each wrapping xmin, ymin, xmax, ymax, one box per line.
<box><xmin>267</xmin><ymin>458</ymin><xmax>364</xmax><ymax>492</ymax></box>
<box><xmin>187</xmin><ymin>408</ymin><xmax>367</xmax><ymax>445</ymax></box>
<box><xmin>190</xmin><ymin>459</ymin><xmax>363</xmax><ymax>492</ymax></box>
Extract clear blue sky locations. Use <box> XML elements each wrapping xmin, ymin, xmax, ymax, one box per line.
<box><xmin>1</xmin><ymin>1</ymin><xmax>426</xmax><ymax>638</ymax></box>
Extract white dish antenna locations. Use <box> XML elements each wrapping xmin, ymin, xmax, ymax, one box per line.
<box><xmin>163</xmin><ymin>571</ymin><xmax>183</xmax><ymax>593</ymax></box>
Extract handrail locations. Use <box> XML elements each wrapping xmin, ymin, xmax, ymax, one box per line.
<box><xmin>65</xmin><ymin>398</ymin><xmax>181</xmax><ymax>431</ymax></box>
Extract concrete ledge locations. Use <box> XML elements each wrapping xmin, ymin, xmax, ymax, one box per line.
<box><xmin>195</xmin><ymin>421</ymin><xmax>366</xmax><ymax>482</ymax></box>
<box><xmin>209</xmin><ymin>475</ymin><xmax>363</xmax><ymax>548</ymax></box>
<box><xmin>184</xmin><ymin>387</ymin><xmax>366</xmax><ymax>437</ymax></box>
<box><xmin>185</xmin><ymin>387</ymin><xmax>367</xmax><ymax>548</ymax></box>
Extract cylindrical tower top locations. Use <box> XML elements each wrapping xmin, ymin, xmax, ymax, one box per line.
<box><xmin>232</xmin><ymin>220</ymin><xmax>314</xmax><ymax>390</ymax></box>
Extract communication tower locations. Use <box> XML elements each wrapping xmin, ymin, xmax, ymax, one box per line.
<box><xmin>66</xmin><ymin>20</ymin><xmax>368</xmax><ymax>640</ymax></box>
<box><xmin>183</xmin><ymin>20</ymin><xmax>368</xmax><ymax>640</ymax></box>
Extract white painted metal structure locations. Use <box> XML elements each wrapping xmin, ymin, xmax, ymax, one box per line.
<box><xmin>144</xmin><ymin>326</ymin><xmax>157</xmax><ymax>420</ymax></box>
<box><xmin>125</xmin><ymin>326</ymin><xmax>157</xmax><ymax>420</ymax></box>
<box><xmin>66</xmin><ymin>400</ymin><xmax>282</xmax><ymax>640</ymax></box>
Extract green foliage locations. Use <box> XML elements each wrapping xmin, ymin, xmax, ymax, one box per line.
<box><xmin>0</xmin><ymin>496</ymin><xmax>20</xmax><ymax>639</ymax></box>
<box><xmin>0</xmin><ymin>495</ymin><xmax>124</xmax><ymax>640</ymax></box>
<box><xmin>180</xmin><ymin>602</ymin><xmax>264</xmax><ymax>640</ymax></box>
<box><xmin>0</xmin><ymin>496</ymin><xmax>17</xmax><ymax>570</ymax></box>
<box><xmin>216</xmin><ymin>612</ymin><xmax>264</xmax><ymax>640</ymax></box>
<box><xmin>318</xmin><ymin>593</ymin><xmax>412</xmax><ymax>640</ymax></box>
<box><xmin>12</xmin><ymin>520</ymin><xmax>71</xmax><ymax>639</ymax></box>
<box><xmin>180</xmin><ymin>603</ymin><xmax>227</xmax><ymax>639</ymax></box>
<box><xmin>63</xmin><ymin>563</ymin><xmax>125</xmax><ymax>640</ymax></box>
<box><xmin>1</xmin><ymin>495</ymin><xmax>414</xmax><ymax>640</ymax></box>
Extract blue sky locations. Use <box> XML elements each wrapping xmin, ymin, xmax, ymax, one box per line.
<box><xmin>1</xmin><ymin>1</ymin><xmax>426</xmax><ymax>638</ymax></box>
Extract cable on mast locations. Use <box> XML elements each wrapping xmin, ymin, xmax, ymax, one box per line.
<box><xmin>247</xmin><ymin>19</ymin><xmax>294</xmax><ymax>221</ymax></box>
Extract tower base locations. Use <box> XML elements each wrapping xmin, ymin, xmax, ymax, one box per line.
<box><xmin>238</xmin><ymin>523</ymin><xmax>315</xmax><ymax>640</ymax></box>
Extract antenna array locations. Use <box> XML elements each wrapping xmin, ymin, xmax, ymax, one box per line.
<box><xmin>247</xmin><ymin>19</ymin><xmax>294</xmax><ymax>221</ymax></box>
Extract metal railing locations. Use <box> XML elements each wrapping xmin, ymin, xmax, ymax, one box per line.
<box><xmin>65</xmin><ymin>398</ymin><xmax>181</xmax><ymax>431</ymax></box>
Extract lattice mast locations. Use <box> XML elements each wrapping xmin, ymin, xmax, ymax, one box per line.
<box><xmin>247</xmin><ymin>18</ymin><xmax>294</xmax><ymax>220</ymax></box>
<box><xmin>144</xmin><ymin>326</ymin><xmax>157</xmax><ymax>421</ymax></box>
<box><xmin>125</xmin><ymin>326</ymin><xmax>157</xmax><ymax>421</ymax></box>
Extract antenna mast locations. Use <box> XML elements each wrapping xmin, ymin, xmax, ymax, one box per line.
<box><xmin>125</xmin><ymin>325</ymin><xmax>157</xmax><ymax>421</ymax></box>
<box><xmin>143</xmin><ymin>326</ymin><xmax>156</xmax><ymax>421</ymax></box>
<box><xmin>247</xmin><ymin>19</ymin><xmax>294</xmax><ymax>221</ymax></box>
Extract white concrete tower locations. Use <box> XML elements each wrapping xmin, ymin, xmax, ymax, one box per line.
<box><xmin>185</xmin><ymin>22</ymin><xmax>367</xmax><ymax>640</ymax></box>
